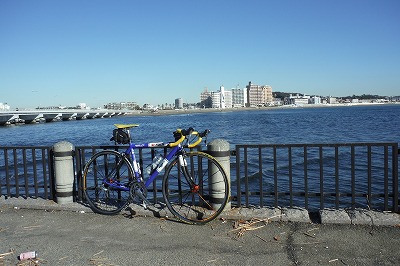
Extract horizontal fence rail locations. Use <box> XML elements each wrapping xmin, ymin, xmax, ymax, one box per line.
<box><xmin>234</xmin><ymin>143</ymin><xmax>399</xmax><ymax>212</ymax></box>
<box><xmin>0</xmin><ymin>146</ymin><xmax>53</xmax><ymax>199</ymax></box>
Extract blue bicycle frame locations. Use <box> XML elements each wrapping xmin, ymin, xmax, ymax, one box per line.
<box><xmin>125</xmin><ymin>142</ymin><xmax>183</xmax><ymax>188</ymax></box>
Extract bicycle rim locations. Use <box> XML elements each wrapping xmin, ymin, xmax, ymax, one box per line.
<box><xmin>83</xmin><ymin>150</ymin><xmax>133</xmax><ymax>215</ymax></box>
<box><xmin>162</xmin><ymin>151</ymin><xmax>229</xmax><ymax>225</ymax></box>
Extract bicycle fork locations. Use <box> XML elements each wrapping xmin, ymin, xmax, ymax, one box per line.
<box><xmin>178</xmin><ymin>154</ymin><xmax>199</xmax><ymax>192</ymax></box>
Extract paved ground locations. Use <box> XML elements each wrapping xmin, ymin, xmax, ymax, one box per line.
<box><xmin>0</xmin><ymin>198</ymin><xmax>400</xmax><ymax>265</ymax></box>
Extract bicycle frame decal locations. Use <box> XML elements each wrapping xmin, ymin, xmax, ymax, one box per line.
<box><xmin>144</xmin><ymin>145</ymin><xmax>181</xmax><ymax>187</ymax></box>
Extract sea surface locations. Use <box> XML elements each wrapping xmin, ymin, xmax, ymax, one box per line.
<box><xmin>1</xmin><ymin>104</ymin><xmax>399</xmax><ymax>210</ymax></box>
<box><xmin>1</xmin><ymin>104</ymin><xmax>399</xmax><ymax>147</ymax></box>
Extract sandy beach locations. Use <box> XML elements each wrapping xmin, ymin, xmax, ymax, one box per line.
<box><xmin>124</xmin><ymin>102</ymin><xmax>397</xmax><ymax>117</ymax></box>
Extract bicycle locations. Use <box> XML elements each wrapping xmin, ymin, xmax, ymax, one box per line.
<box><xmin>82</xmin><ymin>124</ymin><xmax>229</xmax><ymax>225</ymax></box>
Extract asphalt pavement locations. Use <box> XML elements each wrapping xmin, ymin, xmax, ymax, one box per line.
<box><xmin>1</xmin><ymin>199</ymin><xmax>400</xmax><ymax>266</ymax></box>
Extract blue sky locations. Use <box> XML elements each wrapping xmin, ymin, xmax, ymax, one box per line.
<box><xmin>1</xmin><ymin>0</ymin><xmax>399</xmax><ymax>109</ymax></box>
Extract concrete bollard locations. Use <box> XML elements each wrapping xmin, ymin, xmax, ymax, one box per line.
<box><xmin>53</xmin><ymin>141</ymin><xmax>75</xmax><ymax>204</ymax></box>
<box><xmin>207</xmin><ymin>139</ymin><xmax>231</xmax><ymax>210</ymax></box>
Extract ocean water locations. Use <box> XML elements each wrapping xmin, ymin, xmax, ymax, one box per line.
<box><xmin>1</xmin><ymin>104</ymin><xmax>399</xmax><ymax>147</ymax></box>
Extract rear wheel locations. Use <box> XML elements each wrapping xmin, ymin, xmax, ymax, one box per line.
<box><xmin>162</xmin><ymin>151</ymin><xmax>229</xmax><ymax>225</ymax></box>
<box><xmin>83</xmin><ymin>150</ymin><xmax>133</xmax><ymax>215</ymax></box>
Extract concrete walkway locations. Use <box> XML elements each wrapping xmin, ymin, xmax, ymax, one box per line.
<box><xmin>1</xmin><ymin>198</ymin><xmax>400</xmax><ymax>265</ymax></box>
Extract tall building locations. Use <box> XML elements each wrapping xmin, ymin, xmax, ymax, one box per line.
<box><xmin>246</xmin><ymin>81</ymin><xmax>273</xmax><ymax>107</ymax></box>
<box><xmin>200</xmin><ymin>88</ymin><xmax>212</xmax><ymax>108</ymax></box>
<box><xmin>219</xmin><ymin>86</ymin><xmax>233</xmax><ymax>108</ymax></box>
<box><xmin>175</xmin><ymin>98</ymin><xmax>183</xmax><ymax>109</ymax></box>
<box><xmin>231</xmin><ymin>86</ymin><xmax>247</xmax><ymax>107</ymax></box>
<box><xmin>211</xmin><ymin>91</ymin><xmax>221</xmax><ymax>108</ymax></box>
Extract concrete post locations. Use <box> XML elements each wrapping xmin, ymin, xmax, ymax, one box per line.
<box><xmin>53</xmin><ymin>141</ymin><xmax>75</xmax><ymax>204</ymax></box>
<box><xmin>207</xmin><ymin>139</ymin><xmax>231</xmax><ymax>210</ymax></box>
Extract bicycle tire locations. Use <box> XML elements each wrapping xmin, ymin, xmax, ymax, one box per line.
<box><xmin>162</xmin><ymin>151</ymin><xmax>229</xmax><ymax>225</ymax></box>
<box><xmin>83</xmin><ymin>150</ymin><xmax>133</xmax><ymax>215</ymax></box>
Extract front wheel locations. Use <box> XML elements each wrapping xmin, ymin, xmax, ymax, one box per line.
<box><xmin>162</xmin><ymin>151</ymin><xmax>229</xmax><ymax>225</ymax></box>
<box><xmin>83</xmin><ymin>150</ymin><xmax>133</xmax><ymax>215</ymax></box>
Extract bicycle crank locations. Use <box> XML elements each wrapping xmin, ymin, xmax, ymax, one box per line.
<box><xmin>129</xmin><ymin>181</ymin><xmax>151</xmax><ymax>208</ymax></box>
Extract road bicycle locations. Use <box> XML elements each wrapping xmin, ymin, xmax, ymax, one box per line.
<box><xmin>82</xmin><ymin>124</ymin><xmax>229</xmax><ymax>225</ymax></box>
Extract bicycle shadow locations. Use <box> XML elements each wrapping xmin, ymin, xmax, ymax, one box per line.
<box><xmin>123</xmin><ymin>203</ymin><xmax>170</xmax><ymax>220</ymax></box>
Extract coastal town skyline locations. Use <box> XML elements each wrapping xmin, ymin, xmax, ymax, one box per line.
<box><xmin>1</xmin><ymin>81</ymin><xmax>398</xmax><ymax>111</ymax></box>
<box><xmin>1</xmin><ymin>1</ymin><xmax>399</xmax><ymax>109</ymax></box>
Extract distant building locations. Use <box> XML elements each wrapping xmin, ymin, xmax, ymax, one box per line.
<box><xmin>78</xmin><ymin>103</ymin><xmax>89</xmax><ymax>109</ymax></box>
<box><xmin>246</xmin><ymin>81</ymin><xmax>273</xmax><ymax>107</ymax></box>
<box><xmin>232</xmin><ymin>86</ymin><xmax>247</xmax><ymax>108</ymax></box>
<box><xmin>284</xmin><ymin>94</ymin><xmax>310</xmax><ymax>105</ymax></box>
<box><xmin>327</xmin><ymin>97</ymin><xmax>337</xmax><ymax>104</ymax></box>
<box><xmin>211</xmin><ymin>91</ymin><xmax>221</xmax><ymax>108</ymax></box>
<box><xmin>104</xmin><ymin>102</ymin><xmax>138</xmax><ymax>110</ymax></box>
<box><xmin>200</xmin><ymin>88</ymin><xmax>212</xmax><ymax>108</ymax></box>
<box><xmin>0</xmin><ymin>102</ymin><xmax>10</xmax><ymax>110</ymax></box>
<box><xmin>219</xmin><ymin>86</ymin><xmax>232</xmax><ymax>108</ymax></box>
<box><xmin>175</xmin><ymin>98</ymin><xmax>183</xmax><ymax>109</ymax></box>
<box><xmin>310</xmin><ymin>96</ymin><xmax>321</xmax><ymax>104</ymax></box>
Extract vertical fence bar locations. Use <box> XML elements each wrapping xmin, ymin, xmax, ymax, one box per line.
<box><xmin>351</xmin><ymin>145</ymin><xmax>355</xmax><ymax>209</ymax></box>
<box><xmin>75</xmin><ymin>148</ymin><xmax>83</xmax><ymax>202</ymax></box>
<box><xmin>23</xmin><ymin>149</ymin><xmax>29</xmax><ymax>197</ymax></box>
<box><xmin>367</xmin><ymin>145</ymin><xmax>372</xmax><ymax>209</ymax></box>
<box><xmin>392</xmin><ymin>143</ymin><xmax>398</xmax><ymax>212</ymax></box>
<box><xmin>288</xmin><ymin>146</ymin><xmax>293</xmax><ymax>208</ymax></box>
<box><xmin>258</xmin><ymin>146</ymin><xmax>263</xmax><ymax>207</ymax></box>
<box><xmin>32</xmin><ymin>149</ymin><xmax>38</xmax><ymax>198</ymax></box>
<box><xmin>44</xmin><ymin>148</ymin><xmax>51</xmax><ymax>199</ymax></box>
<box><xmin>150</xmin><ymin>148</ymin><xmax>158</xmax><ymax>203</ymax></box>
<box><xmin>384</xmin><ymin>145</ymin><xmax>389</xmax><ymax>211</ymax></box>
<box><xmin>244</xmin><ymin>146</ymin><xmax>249</xmax><ymax>207</ymax></box>
<box><xmin>13</xmin><ymin>148</ymin><xmax>19</xmax><ymax>197</ymax></box>
<box><xmin>43</xmin><ymin>148</ymin><xmax>48</xmax><ymax>199</ymax></box>
<box><xmin>335</xmin><ymin>145</ymin><xmax>339</xmax><ymax>209</ymax></box>
<box><xmin>273</xmin><ymin>145</ymin><xmax>278</xmax><ymax>207</ymax></box>
<box><xmin>235</xmin><ymin>146</ymin><xmax>241</xmax><ymax>206</ymax></box>
<box><xmin>304</xmin><ymin>145</ymin><xmax>308</xmax><ymax>209</ymax></box>
<box><xmin>0</xmin><ymin>149</ymin><xmax>2</xmax><ymax>195</ymax></box>
<box><xmin>319</xmin><ymin>145</ymin><xmax>324</xmax><ymax>210</ymax></box>
<box><xmin>5</xmin><ymin>149</ymin><xmax>11</xmax><ymax>197</ymax></box>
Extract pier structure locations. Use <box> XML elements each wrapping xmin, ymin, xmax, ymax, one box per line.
<box><xmin>0</xmin><ymin>110</ymin><xmax>128</xmax><ymax>125</ymax></box>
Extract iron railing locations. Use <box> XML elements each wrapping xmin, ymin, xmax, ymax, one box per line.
<box><xmin>0</xmin><ymin>146</ymin><xmax>54</xmax><ymax>199</ymax></box>
<box><xmin>234</xmin><ymin>143</ymin><xmax>399</xmax><ymax>212</ymax></box>
<box><xmin>1</xmin><ymin>143</ymin><xmax>399</xmax><ymax>212</ymax></box>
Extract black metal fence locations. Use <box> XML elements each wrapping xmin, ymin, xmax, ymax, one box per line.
<box><xmin>0</xmin><ymin>146</ymin><xmax>54</xmax><ymax>199</ymax></box>
<box><xmin>234</xmin><ymin>143</ymin><xmax>399</xmax><ymax>212</ymax></box>
<box><xmin>1</xmin><ymin>142</ymin><xmax>399</xmax><ymax>212</ymax></box>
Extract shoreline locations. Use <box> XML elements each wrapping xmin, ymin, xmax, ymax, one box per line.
<box><xmin>124</xmin><ymin>102</ymin><xmax>399</xmax><ymax>117</ymax></box>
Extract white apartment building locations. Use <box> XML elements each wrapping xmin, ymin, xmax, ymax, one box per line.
<box><xmin>310</xmin><ymin>96</ymin><xmax>321</xmax><ymax>104</ymax></box>
<box><xmin>219</xmin><ymin>86</ymin><xmax>232</xmax><ymax>108</ymax></box>
<box><xmin>327</xmin><ymin>97</ymin><xmax>337</xmax><ymax>104</ymax></box>
<box><xmin>211</xmin><ymin>91</ymin><xmax>221</xmax><ymax>108</ymax></box>
<box><xmin>232</xmin><ymin>87</ymin><xmax>247</xmax><ymax>107</ymax></box>
<box><xmin>0</xmin><ymin>103</ymin><xmax>10</xmax><ymax>110</ymax></box>
<box><xmin>285</xmin><ymin>94</ymin><xmax>310</xmax><ymax>105</ymax></box>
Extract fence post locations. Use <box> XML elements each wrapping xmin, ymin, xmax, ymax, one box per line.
<box><xmin>207</xmin><ymin>139</ymin><xmax>231</xmax><ymax>210</ymax></box>
<box><xmin>53</xmin><ymin>141</ymin><xmax>75</xmax><ymax>204</ymax></box>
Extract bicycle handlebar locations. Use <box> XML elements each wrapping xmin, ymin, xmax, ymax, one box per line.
<box><xmin>169</xmin><ymin>127</ymin><xmax>210</xmax><ymax>148</ymax></box>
